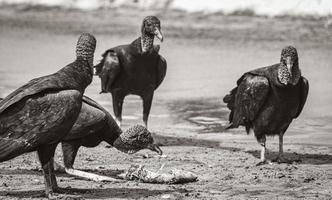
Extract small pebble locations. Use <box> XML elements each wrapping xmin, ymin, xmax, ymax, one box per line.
<box><xmin>96</xmin><ymin>166</ymin><xmax>105</xmax><ymax>170</ymax></box>
<box><xmin>161</xmin><ymin>194</ymin><xmax>171</xmax><ymax>199</ymax></box>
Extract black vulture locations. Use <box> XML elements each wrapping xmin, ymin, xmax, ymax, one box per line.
<box><xmin>223</xmin><ymin>46</ymin><xmax>309</xmax><ymax>165</ymax></box>
<box><xmin>56</xmin><ymin>95</ymin><xmax>162</xmax><ymax>182</ymax></box>
<box><xmin>0</xmin><ymin>33</ymin><xmax>96</xmax><ymax>198</ymax></box>
<box><xmin>94</xmin><ymin>16</ymin><xmax>167</xmax><ymax>128</ymax></box>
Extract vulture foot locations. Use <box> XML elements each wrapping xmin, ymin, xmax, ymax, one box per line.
<box><xmin>53</xmin><ymin>161</ymin><xmax>66</xmax><ymax>173</ymax></box>
<box><xmin>273</xmin><ymin>156</ymin><xmax>292</xmax><ymax>164</ymax></box>
<box><xmin>48</xmin><ymin>192</ymin><xmax>83</xmax><ymax>200</ymax></box>
<box><xmin>255</xmin><ymin>160</ymin><xmax>272</xmax><ymax>166</ymax></box>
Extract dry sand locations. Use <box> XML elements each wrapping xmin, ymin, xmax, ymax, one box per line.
<box><xmin>0</xmin><ymin>5</ymin><xmax>331</xmax><ymax>199</ymax></box>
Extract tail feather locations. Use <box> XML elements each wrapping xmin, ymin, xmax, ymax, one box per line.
<box><xmin>223</xmin><ymin>87</ymin><xmax>238</xmax><ymax>125</ymax></box>
<box><xmin>225</xmin><ymin>123</ymin><xmax>236</xmax><ymax>130</ymax></box>
<box><xmin>94</xmin><ymin>60</ymin><xmax>105</xmax><ymax>76</ymax></box>
<box><xmin>94</xmin><ymin>49</ymin><xmax>116</xmax><ymax>76</ymax></box>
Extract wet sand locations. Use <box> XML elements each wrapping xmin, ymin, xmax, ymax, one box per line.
<box><xmin>0</xmin><ymin>5</ymin><xmax>331</xmax><ymax>199</ymax></box>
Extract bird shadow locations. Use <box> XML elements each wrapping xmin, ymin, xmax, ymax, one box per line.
<box><xmin>246</xmin><ymin>150</ymin><xmax>332</xmax><ymax>165</ymax></box>
<box><xmin>0</xmin><ymin>187</ymin><xmax>185</xmax><ymax>199</ymax></box>
<box><xmin>154</xmin><ymin>134</ymin><xmax>241</xmax><ymax>152</ymax></box>
<box><xmin>167</xmin><ymin>98</ymin><xmax>332</xmax><ymax>165</ymax></box>
<box><xmin>0</xmin><ymin>168</ymin><xmax>124</xmax><ymax>180</ymax></box>
<box><xmin>83</xmin><ymin>168</ymin><xmax>124</xmax><ymax>177</ymax></box>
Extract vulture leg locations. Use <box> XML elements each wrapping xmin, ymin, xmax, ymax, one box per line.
<box><xmin>61</xmin><ymin>142</ymin><xmax>79</xmax><ymax>169</ymax></box>
<box><xmin>61</xmin><ymin>142</ymin><xmax>121</xmax><ymax>182</ymax></box>
<box><xmin>256</xmin><ymin>136</ymin><xmax>272</xmax><ymax>166</ymax></box>
<box><xmin>37</xmin><ymin>144</ymin><xmax>59</xmax><ymax>196</ymax></box>
<box><xmin>38</xmin><ymin>144</ymin><xmax>83</xmax><ymax>199</ymax></box>
<box><xmin>142</xmin><ymin>93</ymin><xmax>153</xmax><ymax>129</ymax></box>
<box><xmin>53</xmin><ymin>142</ymin><xmax>79</xmax><ymax>172</ymax></box>
<box><xmin>278</xmin><ymin>133</ymin><xmax>284</xmax><ymax>158</ymax></box>
<box><xmin>112</xmin><ymin>91</ymin><xmax>124</xmax><ymax>127</ymax></box>
<box><xmin>274</xmin><ymin>132</ymin><xmax>291</xmax><ymax>163</ymax></box>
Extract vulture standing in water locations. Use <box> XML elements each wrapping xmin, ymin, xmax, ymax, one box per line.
<box><xmin>56</xmin><ymin>95</ymin><xmax>163</xmax><ymax>182</ymax></box>
<box><xmin>94</xmin><ymin>16</ymin><xmax>167</xmax><ymax>128</ymax></box>
<box><xmin>0</xmin><ymin>33</ymin><xmax>96</xmax><ymax>198</ymax></box>
<box><xmin>223</xmin><ymin>46</ymin><xmax>309</xmax><ymax>165</ymax></box>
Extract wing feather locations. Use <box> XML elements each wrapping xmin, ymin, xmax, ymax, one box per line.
<box><xmin>228</xmin><ymin>74</ymin><xmax>270</xmax><ymax>129</ymax></box>
<box><xmin>155</xmin><ymin>55</ymin><xmax>167</xmax><ymax>89</ymax></box>
<box><xmin>295</xmin><ymin>76</ymin><xmax>309</xmax><ymax>118</ymax></box>
<box><xmin>0</xmin><ymin>90</ymin><xmax>81</xmax><ymax>161</ymax></box>
<box><xmin>98</xmin><ymin>51</ymin><xmax>121</xmax><ymax>93</ymax></box>
<box><xmin>0</xmin><ymin>62</ymin><xmax>79</xmax><ymax>115</ymax></box>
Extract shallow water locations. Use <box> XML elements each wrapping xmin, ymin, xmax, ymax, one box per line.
<box><xmin>0</xmin><ymin>30</ymin><xmax>331</xmax><ymax>142</ymax></box>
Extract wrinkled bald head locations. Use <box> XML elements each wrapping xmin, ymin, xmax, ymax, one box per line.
<box><xmin>76</xmin><ymin>33</ymin><xmax>96</xmax><ymax>60</ymax></box>
<box><xmin>114</xmin><ymin>124</ymin><xmax>163</xmax><ymax>155</ymax></box>
<box><xmin>278</xmin><ymin>46</ymin><xmax>301</xmax><ymax>85</ymax></box>
<box><xmin>280</xmin><ymin>46</ymin><xmax>298</xmax><ymax>70</ymax></box>
<box><xmin>141</xmin><ymin>16</ymin><xmax>163</xmax><ymax>42</ymax></box>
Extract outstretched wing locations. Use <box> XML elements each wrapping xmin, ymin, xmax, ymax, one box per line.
<box><xmin>224</xmin><ymin>74</ymin><xmax>270</xmax><ymax>130</ymax></box>
<box><xmin>0</xmin><ymin>89</ymin><xmax>81</xmax><ymax>161</ymax></box>
<box><xmin>95</xmin><ymin>50</ymin><xmax>121</xmax><ymax>93</ymax></box>
<box><xmin>0</xmin><ymin>62</ymin><xmax>79</xmax><ymax>115</ymax></box>
<box><xmin>294</xmin><ymin>76</ymin><xmax>309</xmax><ymax>118</ymax></box>
<box><xmin>0</xmin><ymin>76</ymin><xmax>51</xmax><ymax>114</ymax></box>
<box><xmin>155</xmin><ymin>55</ymin><xmax>167</xmax><ymax>89</ymax></box>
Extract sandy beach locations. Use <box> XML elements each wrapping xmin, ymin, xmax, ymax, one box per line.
<box><xmin>0</xmin><ymin>5</ymin><xmax>331</xmax><ymax>199</ymax></box>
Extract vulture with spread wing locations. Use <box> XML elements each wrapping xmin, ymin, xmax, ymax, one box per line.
<box><xmin>94</xmin><ymin>16</ymin><xmax>167</xmax><ymax>128</ymax></box>
<box><xmin>0</xmin><ymin>33</ymin><xmax>96</xmax><ymax>198</ymax></box>
<box><xmin>223</xmin><ymin>46</ymin><xmax>309</xmax><ymax>165</ymax></box>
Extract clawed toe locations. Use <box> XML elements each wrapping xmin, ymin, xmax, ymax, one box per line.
<box><xmin>273</xmin><ymin>156</ymin><xmax>292</xmax><ymax>164</ymax></box>
<box><xmin>48</xmin><ymin>192</ymin><xmax>83</xmax><ymax>200</ymax></box>
<box><xmin>256</xmin><ymin>160</ymin><xmax>272</xmax><ymax>166</ymax></box>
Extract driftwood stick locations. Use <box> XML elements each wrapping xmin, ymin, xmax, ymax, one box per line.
<box><xmin>65</xmin><ymin>168</ymin><xmax>123</xmax><ymax>182</ymax></box>
<box><xmin>53</xmin><ymin>161</ymin><xmax>123</xmax><ymax>182</ymax></box>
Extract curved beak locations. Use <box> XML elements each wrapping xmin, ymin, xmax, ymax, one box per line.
<box><xmin>148</xmin><ymin>143</ymin><xmax>163</xmax><ymax>155</ymax></box>
<box><xmin>100</xmin><ymin>75</ymin><xmax>109</xmax><ymax>94</ymax></box>
<box><xmin>286</xmin><ymin>56</ymin><xmax>293</xmax><ymax>78</ymax></box>
<box><xmin>154</xmin><ymin>28</ymin><xmax>163</xmax><ymax>42</ymax></box>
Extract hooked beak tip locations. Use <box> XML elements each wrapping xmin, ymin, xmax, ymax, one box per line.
<box><xmin>286</xmin><ymin>64</ymin><xmax>293</xmax><ymax>77</ymax></box>
<box><xmin>154</xmin><ymin>29</ymin><xmax>164</xmax><ymax>42</ymax></box>
<box><xmin>150</xmin><ymin>144</ymin><xmax>163</xmax><ymax>155</ymax></box>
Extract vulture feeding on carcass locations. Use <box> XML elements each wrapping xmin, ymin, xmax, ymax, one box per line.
<box><xmin>94</xmin><ymin>16</ymin><xmax>167</xmax><ymax>129</ymax></box>
<box><xmin>56</xmin><ymin>95</ymin><xmax>163</xmax><ymax>182</ymax></box>
<box><xmin>0</xmin><ymin>33</ymin><xmax>96</xmax><ymax>198</ymax></box>
<box><xmin>223</xmin><ymin>46</ymin><xmax>309</xmax><ymax>165</ymax></box>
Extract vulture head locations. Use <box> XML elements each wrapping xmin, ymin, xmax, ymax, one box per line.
<box><xmin>76</xmin><ymin>33</ymin><xmax>97</xmax><ymax>68</ymax></box>
<box><xmin>278</xmin><ymin>46</ymin><xmax>301</xmax><ymax>85</ymax></box>
<box><xmin>113</xmin><ymin>125</ymin><xmax>163</xmax><ymax>155</ymax></box>
<box><xmin>141</xmin><ymin>16</ymin><xmax>163</xmax><ymax>42</ymax></box>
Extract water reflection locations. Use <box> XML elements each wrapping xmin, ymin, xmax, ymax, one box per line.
<box><xmin>168</xmin><ymin>98</ymin><xmax>229</xmax><ymax>133</ymax></box>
